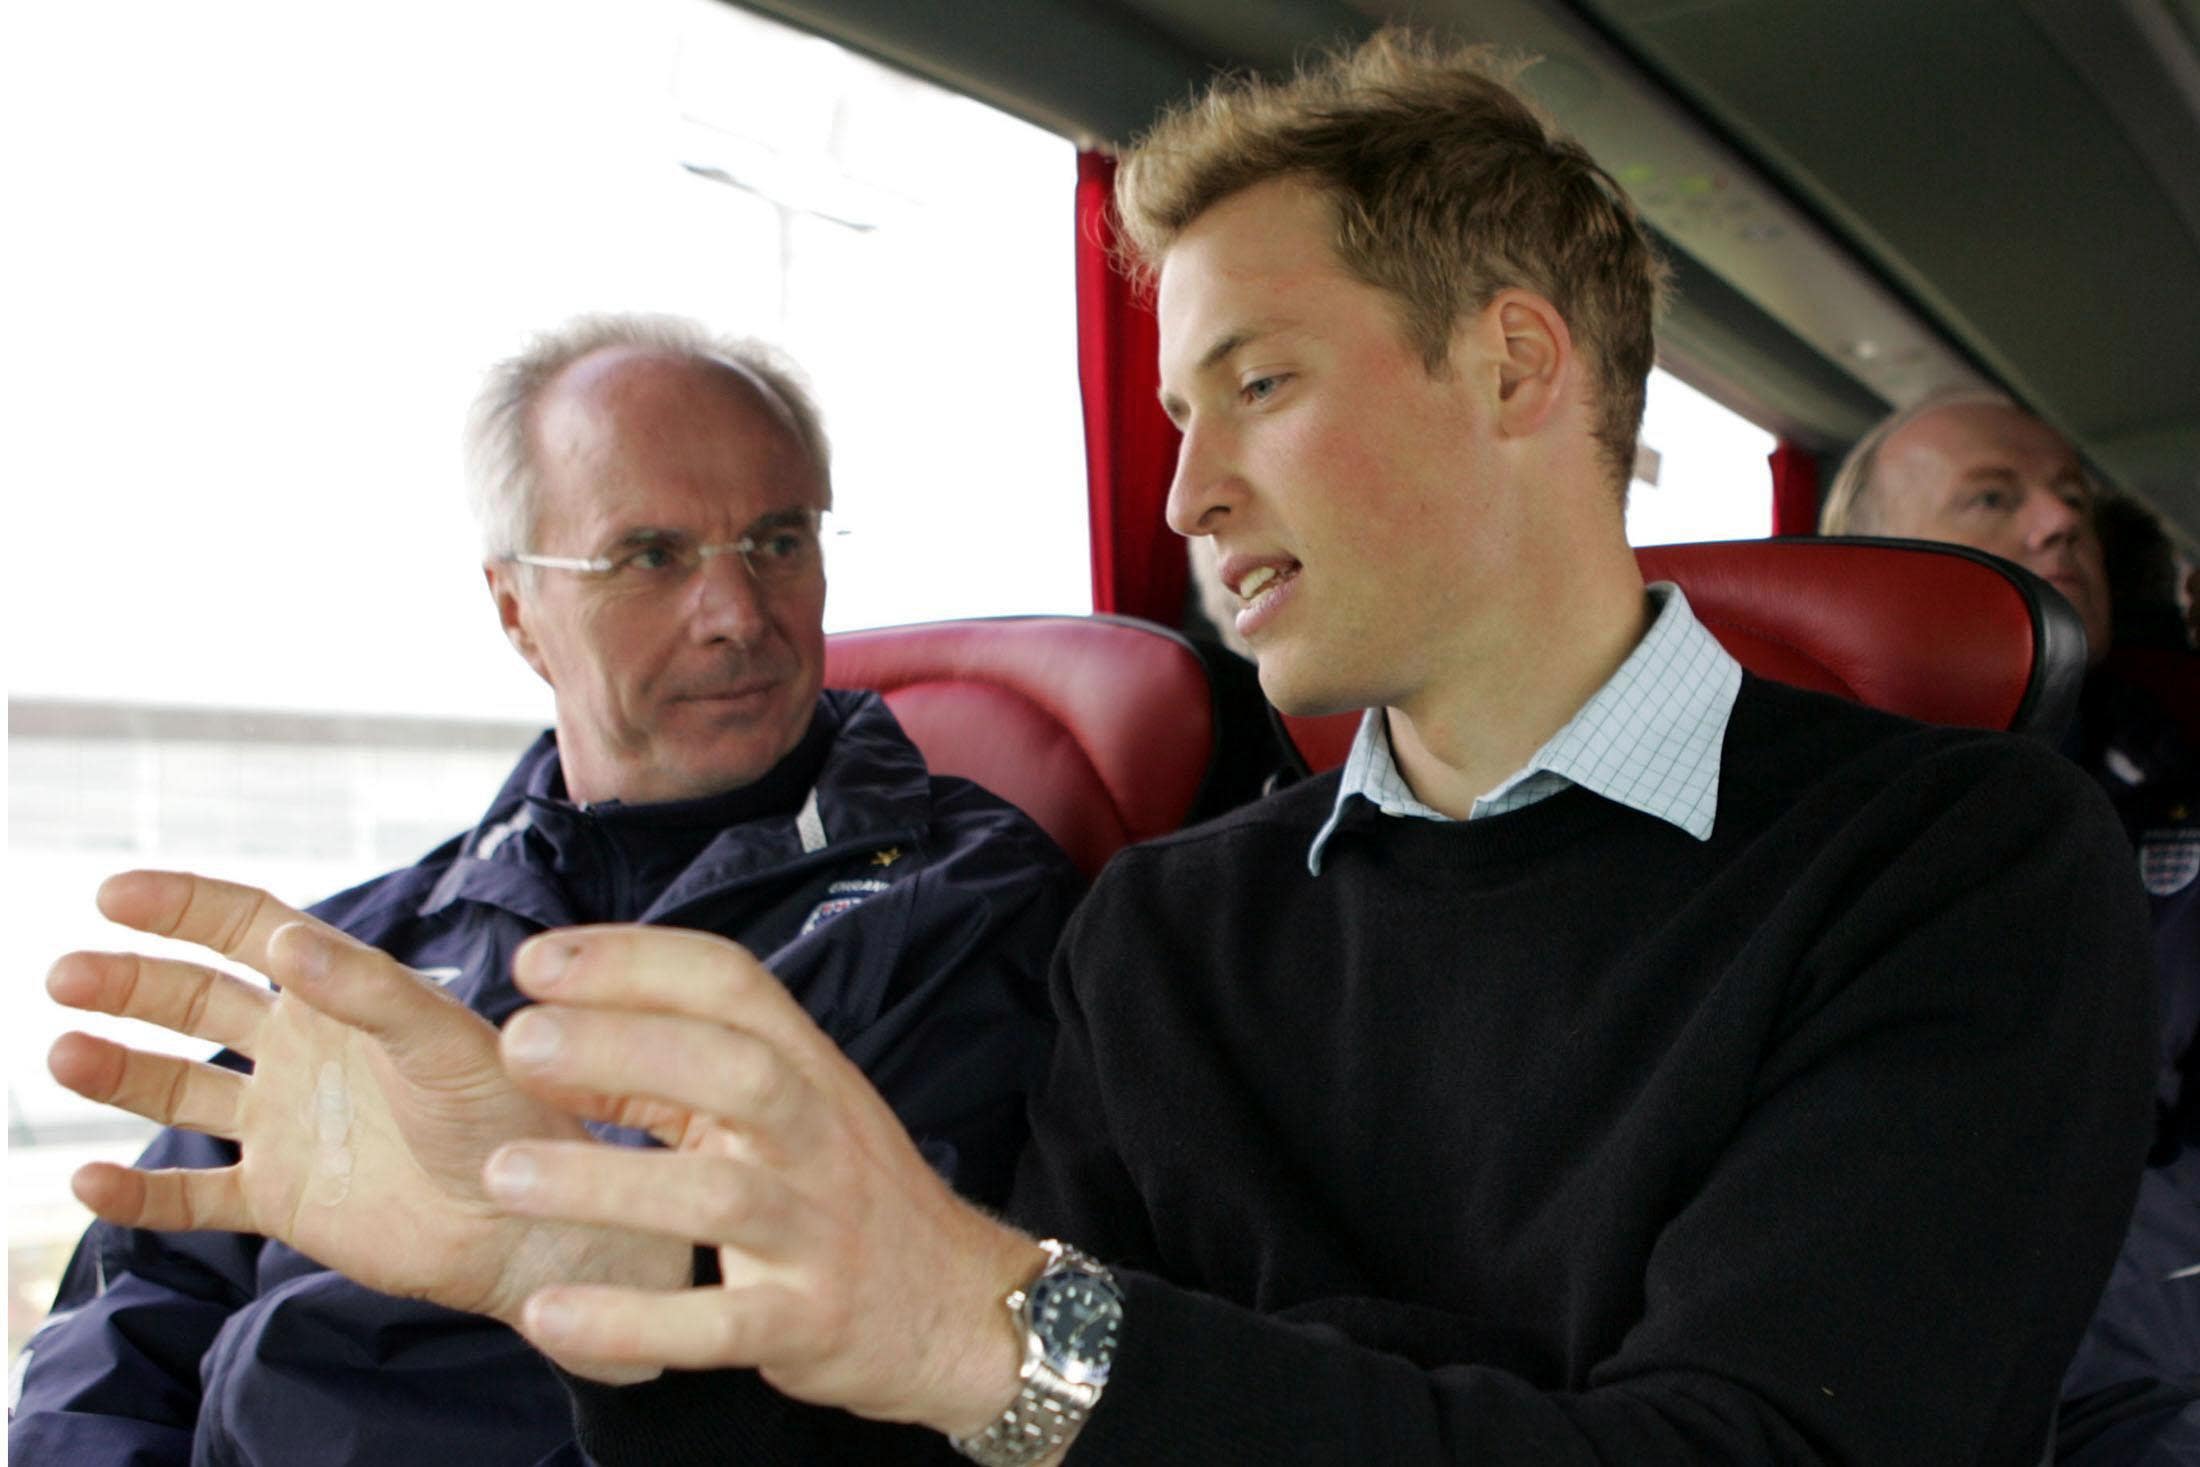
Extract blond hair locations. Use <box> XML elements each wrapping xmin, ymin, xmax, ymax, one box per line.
<box><xmin>1114</xmin><ymin>28</ymin><xmax>1668</xmax><ymax>493</ymax></box>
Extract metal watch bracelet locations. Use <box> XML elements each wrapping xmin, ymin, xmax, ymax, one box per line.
<box><xmin>950</xmin><ymin>1241</ymin><xmax>1120</xmax><ymax>1466</ymax></box>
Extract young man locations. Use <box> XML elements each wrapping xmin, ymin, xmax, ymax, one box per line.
<box><xmin>44</xmin><ymin>35</ymin><xmax>2159</xmax><ymax>1467</ymax></box>
<box><xmin>15</xmin><ymin>314</ymin><xmax>1078</xmax><ymax>1466</ymax></box>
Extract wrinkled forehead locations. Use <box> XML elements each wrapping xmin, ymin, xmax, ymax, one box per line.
<box><xmin>531</xmin><ymin>349</ymin><xmax>824</xmax><ymax>538</ymax></box>
<box><xmin>1887</xmin><ymin>402</ymin><xmax>2089</xmax><ymax>493</ymax></box>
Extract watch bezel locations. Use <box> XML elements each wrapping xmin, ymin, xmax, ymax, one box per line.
<box><xmin>1026</xmin><ymin>1262</ymin><xmax>1122</xmax><ymax>1389</ymax></box>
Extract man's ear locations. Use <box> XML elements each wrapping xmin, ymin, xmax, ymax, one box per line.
<box><xmin>484</xmin><ymin>561</ymin><xmax>553</xmax><ymax>685</ymax></box>
<box><xmin>1485</xmin><ymin>289</ymin><xmax>1574</xmax><ymax>438</ymax></box>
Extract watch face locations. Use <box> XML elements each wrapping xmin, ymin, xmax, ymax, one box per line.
<box><xmin>1029</xmin><ymin>1268</ymin><xmax>1123</xmax><ymax>1387</ymax></box>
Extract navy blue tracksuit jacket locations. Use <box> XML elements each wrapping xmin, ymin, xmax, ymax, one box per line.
<box><xmin>11</xmin><ymin>689</ymin><xmax>1081</xmax><ymax>1466</ymax></box>
<box><xmin>2059</xmin><ymin>672</ymin><xmax>2200</xmax><ymax>1464</ymax></box>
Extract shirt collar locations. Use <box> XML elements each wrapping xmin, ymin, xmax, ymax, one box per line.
<box><xmin>1307</xmin><ymin>582</ymin><xmax>1742</xmax><ymax>873</ymax></box>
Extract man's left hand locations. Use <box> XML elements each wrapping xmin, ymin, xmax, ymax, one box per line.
<box><xmin>486</xmin><ymin>925</ymin><xmax>1044</xmax><ymax>1435</ymax></box>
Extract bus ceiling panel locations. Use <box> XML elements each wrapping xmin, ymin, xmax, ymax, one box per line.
<box><xmin>2026</xmin><ymin>0</ymin><xmax>2200</xmax><ymax>534</ymax></box>
<box><xmin>724</xmin><ymin>0</ymin><xmax>1217</xmax><ymax>145</ymax></box>
<box><xmin>2025</xmin><ymin>0</ymin><xmax>2200</xmax><ymax>249</ymax></box>
<box><xmin>1335</xmin><ymin>0</ymin><xmax>1986</xmax><ymax>428</ymax></box>
<box><xmin>1571</xmin><ymin>0</ymin><xmax>2200</xmax><ymax>522</ymax></box>
<box><xmin>2093</xmin><ymin>425</ymin><xmax>2200</xmax><ymax>547</ymax></box>
<box><xmin>1104</xmin><ymin>0</ymin><xmax>1374</xmax><ymax>75</ymax></box>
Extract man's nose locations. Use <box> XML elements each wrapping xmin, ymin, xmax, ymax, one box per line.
<box><xmin>686</xmin><ymin>549</ymin><xmax>769</xmax><ymax>643</ymax></box>
<box><xmin>1164</xmin><ymin>419</ymin><xmax>1240</xmax><ymax>537</ymax></box>
<box><xmin>2023</xmin><ymin>487</ymin><xmax>2085</xmax><ymax>550</ymax></box>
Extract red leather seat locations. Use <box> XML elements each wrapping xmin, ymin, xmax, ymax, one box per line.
<box><xmin>1279</xmin><ymin>537</ymin><xmax>2090</xmax><ymax>774</ymax></box>
<box><xmin>826</xmin><ymin>614</ymin><xmax>1215</xmax><ymax>878</ymax></box>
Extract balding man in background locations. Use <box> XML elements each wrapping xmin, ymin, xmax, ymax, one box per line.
<box><xmin>1824</xmin><ymin>390</ymin><xmax>2198</xmax><ymax>1465</ymax></box>
<box><xmin>12</xmin><ymin>313</ymin><xmax>1080</xmax><ymax>1467</ymax></box>
<box><xmin>1820</xmin><ymin>389</ymin><xmax>2114</xmax><ymax>653</ymax></box>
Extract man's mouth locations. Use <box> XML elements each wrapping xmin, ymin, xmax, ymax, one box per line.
<box><xmin>1216</xmin><ymin>555</ymin><xmax>1303</xmax><ymax>641</ymax></box>
<box><xmin>1229</xmin><ymin>560</ymin><xmax>1301</xmax><ymax>609</ymax></box>
<box><xmin>677</xmin><ymin>675</ymin><xmax>783</xmax><ymax>705</ymax></box>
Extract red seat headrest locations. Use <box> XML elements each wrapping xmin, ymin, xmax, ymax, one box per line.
<box><xmin>1280</xmin><ymin>537</ymin><xmax>2088</xmax><ymax>774</ymax></box>
<box><xmin>826</xmin><ymin>615</ymin><xmax>1215</xmax><ymax>878</ymax></box>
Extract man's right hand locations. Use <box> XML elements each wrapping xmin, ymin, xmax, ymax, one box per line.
<box><xmin>45</xmin><ymin>870</ymin><xmax>692</xmax><ymax>1372</ymax></box>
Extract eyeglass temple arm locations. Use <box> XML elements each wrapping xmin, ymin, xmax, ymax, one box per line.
<box><xmin>509</xmin><ymin>552</ymin><xmax>609</xmax><ymax>572</ymax></box>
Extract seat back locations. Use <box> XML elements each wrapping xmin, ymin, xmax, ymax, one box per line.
<box><xmin>1279</xmin><ymin>537</ymin><xmax>2089</xmax><ymax>774</ymax></box>
<box><xmin>825</xmin><ymin>615</ymin><xmax>1215</xmax><ymax>878</ymax></box>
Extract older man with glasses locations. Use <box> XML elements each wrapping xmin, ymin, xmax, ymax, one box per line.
<box><xmin>12</xmin><ymin>313</ymin><xmax>1081</xmax><ymax>1467</ymax></box>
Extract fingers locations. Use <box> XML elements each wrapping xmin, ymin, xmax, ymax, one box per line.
<box><xmin>47</xmin><ymin>950</ymin><xmax>270</xmax><ymax>1055</ymax></box>
<box><xmin>70</xmin><ymin>1158</ymin><xmax>252</xmax><ymax>1234</ymax></box>
<box><xmin>513</xmin><ymin>927</ymin><xmax>830</xmax><ymax>1067</ymax></box>
<box><xmin>84</xmin><ymin>873</ymin><xmax>469</xmax><ymax>1062</ymax></box>
<box><xmin>97</xmin><ymin>871</ymin><xmax>321</xmax><ymax>978</ymax></box>
<box><xmin>516</xmin><ymin>1279</ymin><xmax>818</xmax><ymax>1374</ymax></box>
<box><xmin>260</xmin><ymin>921</ymin><xmax>481</xmax><ymax>1056</ymax></box>
<box><xmin>48</xmin><ymin>1031</ymin><xmax>248</xmax><ymax>1140</ymax></box>
<box><xmin>502</xmin><ymin>1006</ymin><xmax>823</xmax><ymax>1152</ymax></box>
<box><xmin>484</xmin><ymin>1139</ymin><xmax>801</xmax><ymax>1255</ymax></box>
<box><xmin>500</xmin><ymin>1076</ymin><xmax>701</xmax><ymax>1148</ymax></box>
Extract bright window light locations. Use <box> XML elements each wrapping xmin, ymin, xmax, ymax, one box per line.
<box><xmin>3</xmin><ymin>0</ymin><xmax>1086</xmax><ymax>727</ymax></box>
<box><xmin>1626</xmin><ymin>367</ymin><xmax>1778</xmax><ymax>546</ymax></box>
<box><xmin>2</xmin><ymin>0</ymin><xmax>1085</xmax><ymax>1358</ymax></box>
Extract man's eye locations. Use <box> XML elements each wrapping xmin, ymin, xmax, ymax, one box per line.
<box><xmin>755</xmin><ymin>530</ymin><xmax>808</xmax><ymax>562</ymax></box>
<box><xmin>615</xmin><ymin>546</ymin><xmax>680</xmax><ymax>572</ymax></box>
<box><xmin>1969</xmin><ymin>489</ymin><xmax>2014</xmax><ymax>513</ymax></box>
<box><xmin>1241</xmin><ymin>374</ymin><xmax>1288</xmax><ymax>404</ymax></box>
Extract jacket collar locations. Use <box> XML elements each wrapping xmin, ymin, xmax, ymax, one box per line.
<box><xmin>420</xmin><ymin>688</ymin><xmax>932</xmax><ymax>928</ymax></box>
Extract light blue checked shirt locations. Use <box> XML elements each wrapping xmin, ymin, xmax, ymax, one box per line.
<box><xmin>1307</xmin><ymin>583</ymin><xmax>1743</xmax><ymax>874</ymax></box>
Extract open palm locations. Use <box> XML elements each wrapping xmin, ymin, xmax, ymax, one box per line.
<box><xmin>46</xmin><ymin>870</ymin><xmax>675</xmax><ymax>1326</ymax></box>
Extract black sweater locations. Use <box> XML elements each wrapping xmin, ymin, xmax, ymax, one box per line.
<box><xmin>572</xmin><ymin>676</ymin><xmax>2157</xmax><ymax>1465</ymax></box>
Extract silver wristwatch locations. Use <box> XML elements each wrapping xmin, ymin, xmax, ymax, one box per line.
<box><xmin>950</xmin><ymin>1240</ymin><xmax>1124</xmax><ymax>1466</ymax></box>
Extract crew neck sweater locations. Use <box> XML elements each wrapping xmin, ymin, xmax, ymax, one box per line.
<box><xmin>569</xmin><ymin>675</ymin><xmax>2158</xmax><ymax>1465</ymax></box>
<box><xmin>1019</xmin><ymin>674</ymin><xmax>2155</xmax><ymax>1464</ymax></box>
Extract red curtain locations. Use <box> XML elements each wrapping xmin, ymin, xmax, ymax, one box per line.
<box><xmin>1769</xmin><ymin>440</ymin><xmax>1821</xmax><ymax>536</ymax></box>
<box><xmin>1076</xmin><ymin>150</ymin><xmax>1185</xmax><ymax>623</ymax></box>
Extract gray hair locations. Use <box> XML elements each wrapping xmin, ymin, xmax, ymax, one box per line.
<box><xmin>464</xmin><ymin>313</ymin><xmax>831</xmax><ymax>560</ymax></box>
<box><xmin>1818</xmin><ymin>386</ymin><xmax>2032</xmax><ymax>536</ymax></box>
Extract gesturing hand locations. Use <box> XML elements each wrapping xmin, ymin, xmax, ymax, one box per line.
<box><xmin>45</xmin><ymin>870</ymin><xmax>691</xmax><ymax>1341</ymax></box>
<box><xmin>483</xmin><ymin>925</ymin><xmax>1045</xmax><ymax>1437</ymax></box>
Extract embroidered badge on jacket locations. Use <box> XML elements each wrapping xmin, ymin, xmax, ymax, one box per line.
<box><xmin>2138</xmin><ymin>827</ymin><xmax>2200</xmax><ymax>896</ymax></box>
<box><xmin>800</xmin><ymin>877</ymin><xmax>894</xmax><ymax>934</ymax></box>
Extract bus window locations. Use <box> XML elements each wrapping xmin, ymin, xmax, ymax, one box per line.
<box><xmin>4</xmin><ymin>0</ymin><xmax>1082</xmax><ymax>1362</ymax></box>
<box><xmin>1626</xmin><ymin>366</ymin><xmax>1777</xmax><ymax>547</ymax></box>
